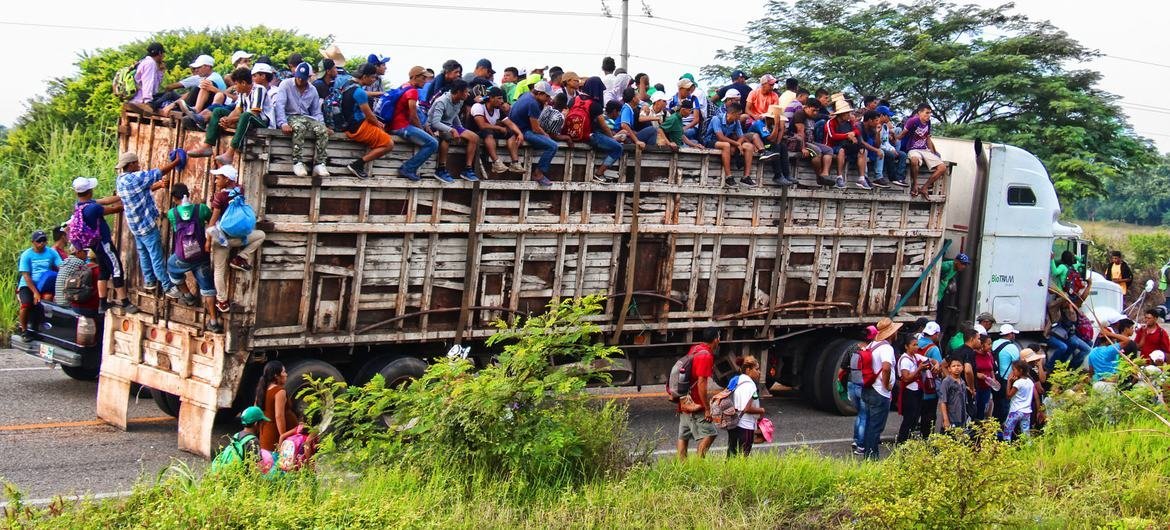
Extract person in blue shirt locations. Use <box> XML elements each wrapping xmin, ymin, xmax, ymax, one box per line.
<box><xmin>1087</xmin><ymin>321</ymin><xmax>1136</xmax><ymax>382</ymax></box>
<box><xmin>703</xmin><ymin>101</ymin><xmax>757</xmax><ymax>188</ymax></box>
<box><xmin>340</xmin><ymin>63</ymin><xmax>395</xmax><ymax>179</ymax></box>
<box><xmin>16</xmin><ymin>230</ymin><xmax>63</xmax><ymax>340</ymax></box>
<box><xmin>746</xmin><ymin>106</ymin><xmax>791</xmax><ymax>186</ymax></box>
<box><xmin>508</xmin><ymin>82</ymin><xmax>556</xmax><ymax>187</ymax></box>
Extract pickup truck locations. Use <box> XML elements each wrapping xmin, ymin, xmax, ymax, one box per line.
<box><xmin>10</xmin><ymin>302</ymin><xmax>103</xmax><ymax>380</ymax></box>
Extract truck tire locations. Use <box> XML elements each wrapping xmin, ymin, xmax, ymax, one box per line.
<box><xmin>377</xmin><ymin>357</ymin><xmax>428</xmax><ymax>388</ymax></box>
<box><xmin>151</xmin><ymin>388</ymin><xmax>182</xmax><ymax>418</ymax></box>
<box><xmin>61</xmin><ymin>365</ymin><xmax>100</xmax><ymax>381</ymax></box>
<box><xmin>814</xmin><ymin>338</ymin><xmax>859</xmax><ymax>416</ymax></box>
<box><xmin>352</xmin><ymin>355</ymin><xmax>395</xmax><ymax>386</ymax></box>
<box><xmin>283</xmin><ymin>359</ymin><xmax>345</xmax><ymax>417</ymax></box>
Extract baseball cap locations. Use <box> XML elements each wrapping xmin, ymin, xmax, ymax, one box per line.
<box><xmin>998</xmin><ymin>323</ymin><xmax>1020</xmax><ymax>335</ymax></box>
<box><xmin>475</xmin><ymin>58</ymin><xmax>495</xmax><ymax>74</ymax></box>
<box><xmin>486</xmin><ymin>86</ymin><xmax>505</xmax><ymax>99</ymax></box>
<box><xmin>295</xmin><ymin>62</ymin><xmax>313</xmax><ymax>80</ymax></box>
<box><xmin>408</xmin><ymin>65</ymin><xmax>427</xmax><ymax>79</ymax></box>
<box><xmin>252</xmin><ymin>63</ymin><xmax>275</xmax><ymax>76</ymax></box>
<box><xmin>760</xmin><ymin>74</ymin><xmax>778</xmax><ymax>85</ymax></box>
<box><xmin>367</xmin><ymin>53</ymin><xmax>391</xmax><ymax>65</ymax></box>
<box><xmin>923</xmin><ymin>321</ymin><xmax>941</xmax><ymax>336</ymax></box>
<box><xmin>209</xmin><ymin>165</ymin><xmax>239</xmax><ymax>182</ymax></box>
<box><xmin>72</xmin><ymin>176</ymin><xmax>98</xmax><ymax>193</ymax></box>
<box><xmin>680</xmin><ymin>72</ymin><xmax>696</xmax><ymax>83</ymax></box>
<box><xmin>974</xmin><ymin>324</ymin><xmax>988</xmax><ymax>337</ymax></box>
<box><xmin>650</xmin><ymin>92</ymin><xmax>668</xmax><ymax>103</ymax></box>
<box><xmin>531</xmin><ymin>81</ymin><xmax>553</xmax><ymax>95</ymax></box>
<box><xmin>230</xmin><ymin>50</ymin><xmax>254</xmax><ymax>64</ymax></box>
<box><xmin>239</xmin><ymin>406</ymin><xmax>270</xmax><ymax>426</ymax></box>
<box><xmin>956</xmin><ymin>253</ymin><xmax>970</xmax><ymax>264</ymax></box>
<box><xmin>731</xmin><ymin>70</ymin><xmax>746</xmax><ymax>80</ymax></box>
<box><xmin>976</xmin><ymin>312</ymin><xmax>996</xmax><ymax>324</ymax></box>
<box><xmin>189</xmin><ymin>54</ymin><xmax>215</xmax><ymax>68</ymax></box>
<box><xmin>875</xmin><ymin>105</ymin><xmax>893</xmax><ymax>117</ymax></box>
<box><xmin>677</xmin><ymin>78</ymin><xmax>694</xmax><ymax>89</ymax></box>
<box><xmin>724</xmin><ymin>88</ymin><xmax>741</xmax><ymax>99</ymax></box>
<box><xmin>30</xmin><ymin>230</ymin><xmax>48</xmax><ymax>243</ymax></box>
<box><xmin>115</xmin><ymin>151</ymin><xmax>139</xmax><ymax>171</ymax></box>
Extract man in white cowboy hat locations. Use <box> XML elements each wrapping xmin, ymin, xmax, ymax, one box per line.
<box><xmin>823</xmin><ymin>94</ymin><xmax>872</xmax><ymax>190</ymax></box>
<box><xmin>991</xmin><ymin>323</ymin><xmax>1022</xmax><ymax>424</ymax></box>
<box><xmin>860</xmin><ymin>317</ymin><xmax>901</xmax><ymax>459</ymax></box>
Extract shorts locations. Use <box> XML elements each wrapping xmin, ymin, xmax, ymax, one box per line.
<box><xmin>346</xmin><ymin>120</ymin><xmax>392</xmax><ymax>149</ymax></box>
<box><xmin>478</xmin><ymin>128</ymin><xmax>514</xmax><ymax>141</ymax></box>
<box><xmin>678</xmin><ymin>411</ymin><xmax>718</xmax><ymax>441</ymax></box>
<box><xmin>832</xmin><ymin>142</ymin><xmax>863</xmax><ymax>157</ymax></box>
<box><xmin>801</xmin><ymin>142</ymin><xmax>832</xmax><ymax>156</ymax></box>
<box><xmin>17</xmin><ymin>286</ymin><xmax>35</xmax><ymax>308</ymax></box>
<box><xmin>909</xmin><ymin>149</ymin><xmax>944</xmax><ymax>170</ymax></box>
<box><xmin>91</xmin><ymin>240</ymin><xmax>125</xmax><ymax>289</ymax></box>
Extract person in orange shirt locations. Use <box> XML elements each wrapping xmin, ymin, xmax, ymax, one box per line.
<box><xmin>745</xmin><ymin>74</ymin><xmax>780</xmax><ymax>121</ymax></box>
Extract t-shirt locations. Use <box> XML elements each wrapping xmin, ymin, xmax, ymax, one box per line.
<box><xmin>992</xmin><ymin>339</ymin><xmax>1021</xmax><ymax>380</ymax></box>
<box><xmin>687</xmin><ymin>343</ymin><xmax>715</xmax><ymax>405</ymax></box>
<box><xmin>869</xmin><ymin>340</ymin><xmax>897</xmax><ymax>398</ymax></box>
<box><xmin>508</xmin><ymin>93</ymin><xmax>543</xmax><ymax>134</ymax></box>
<box><xmin>717</xmin><ymin>82</ymin><xmax>752</xmax><ymax>100</ymax></box>
<box><xmin>470</xmin><ymin>102</ymin><xmax>501</xmax><ymax>127</ymax></box>
<box><xmin>902</xmin><ymin>115</ymin><xmax>931</xmax><ymax>151</ymax></box>
<box><xmin>974</xmin><ymin>350</ymin><xmax>995</xmax><ymax>390</ymax></box>
<box><xmin>348</xmin><ymin>86</ymin><xmax>371</xmax><ymax>124</ymax></box>
<box><xmin>211</xmin><ymin>186</ymin><xmax>244</xmax><ymax>211</ymax></box>
<box><xmin>732</xmin><ymin>374</ymin><xmax>760</xmax><ymax>430</ymax></box>
<box><xmin>789</xmin><ymin>108</ymin><xmax>815</xmax><ymax>143</ymax></box>
<box><xmin>954</xmin><ymin>345</ymin><xmax>977</xmax><ymax>384</ymax></box>
<box><xmin>179</xmin><ymin>72</ymin><xmax>227</xmax><ymax>91</ymax></box>
<box><xmin>1136</xmin><ymin>325</ymin><xmax>1170</xmax><ymax>360</ymax></box>
<box><xmin>167</xmin><ymin>203</ymin><xmax>212</xmax><ymax>229</ymax></box>
<box><xmin>703</xmin><ymin>112</ymin><xmax>743</xmax><ymax>146</ymax></box>
<box><xmin>745</xmin><ymin>88</ymin><xmax>778</xmax><ymax>118</ymax></box>
<box><xmin>79</xmin><ymin>200</ymin><xmax>112</xmax><ymax>244</ymax></box>
<box><xmin>897</xmin><ymin>353</ymin><xmax>928</xmax><ymax>391</ymax></box>
<box><xmin>1088</xmin><ymin>344</ymin><xmax>1122</xmax><ymax>381</ymax></box>
<box><xmin>939</xmin><ymin>376</ymin><xmax>969</xmax><ymax>426</ymax></box>
<box><xmin>1009</xmin><ymin>377</ymin><xmax>1034</xmax><ymax>414</ymax></box>
<box><xmin>389</xmin><ymin>86</ymin><xmax>418</xmax><ymax>132</ymax></box>
<box><xmin>237</xmin><ymin>83</ymin><xmax>275</xmax><ymax>125</ymax></box>
<box><xmin>661</xmin><ymin>113</ymin><xmax>685</xmax><ymax>146</ymax></box>
<box><xmin>618</xmin><ymin>103</ymin><xmax>636</xmax><ymax>130</ymax></box>
<box><xmin>17</xmin><ymin>247</ymin><xmax>63</xmax><ymax>289</ymax></box>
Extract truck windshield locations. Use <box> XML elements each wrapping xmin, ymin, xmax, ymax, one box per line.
<box><xmin>1051</xmin><ymin>238</ymin><xmax>1090</xmax><ymax>275</ymax></box>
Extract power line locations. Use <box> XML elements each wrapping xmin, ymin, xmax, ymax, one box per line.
<box><xmin>0</xmin><ymin>20</ymin><xmax>151</xmax><ymax>34</ymax></box>
<box><xmin>629</xmin><ymin>18</ymin><xmax>749</xmax><ymax>44</ymax></box>
<box><xmin>301</xmin><ymin>0</ymin><xmax>601</xmax><ymax>17</ymax></box>
<box><xmin>1101</xmin><ymin>54</ymin><xmax>1170</xmax><ymax>70</ymax></box>
<box><xmin>632</xmin><ymin>13</ymin><xmax>749</xmax><ymax>41</ymax></box>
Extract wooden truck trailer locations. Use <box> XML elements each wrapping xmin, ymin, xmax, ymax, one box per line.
<box><xmin>96</xmin><ymin>112</ymin><xmax>948</xmax><ymax>456</ymax></box>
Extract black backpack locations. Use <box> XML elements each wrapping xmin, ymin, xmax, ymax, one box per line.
<box><xmin>62</xmin><ymin>264</ymin><xmax>96</xmax><ymax>304</ymax></box>
<box><xmin>334</xmin><ymin>82</ymin><xmax>363</xmax><ymax>134</ymax></box>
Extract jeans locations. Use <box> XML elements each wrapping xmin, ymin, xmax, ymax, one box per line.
<box><xmin>523</xmin><ymin>131</ymin><xmax>558</xmax><ymax>173</ymax></box>
<box><xmin>1047</xmin><ymin>334</ymin><xmax>1092</xmax><ymax>371</ymax></box>
<box><xmin>635</xmin><ymin>125</ymin><xmax>659</xmax><ymax>144</ymax></box>
<box><xmin>847</xmin><ymin>382</ymin><xmax>866</xmax><ymax>448</ymax></box>
<box><xmin>133</xmin><ymin>227</ymin><xmax>173</xmax><ymax>291</ymax></box>
<box><xmin>973</xmin><ymin>388</ymin><xmax>993</xmax><ymax>422</ymax></box>
<box><xmin>393</xmin><ymin>125</ymin><xmax>439</xmax><ymax>174</ymax></box>
<box><xmin>861</xmin><ymin>386</ymin><xmax>891</xmax><ymax>459</ymax></box>
<box><xmin>591</xmin><ymin>132</ymin><xmax>624</xmax><ymax>167</ymax></box>
<box><xmin>167</xmin><ymin>254</ymin><xmax>216</xmax><ymax>297</ymax></box>
<box><xmin>896</xmin><ymin>388</ymin><xmax>923</xmax><ymax>443</ymax></box>
<box><xmin>684</xmin><ymin>127</ymin><xmax>699</xmax><ymax>140</ymax></box>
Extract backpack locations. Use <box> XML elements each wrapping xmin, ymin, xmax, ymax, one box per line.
<box><xmin>62</xmin><ymin>264</ymin><xmax>96</xmax><ymax>304</ymax></box>
<box><xmin>219</xmin><ymin>189</ymin><xmax>256</xmax><ymax>240</ymax></box>
<box><xmin>323</xmin><ymin>79</ymin><xmax>357</xmax><ymax>132</ymax></box>
<box><xmin>67</xmin><ymin>202</ymin><xmax>102</xmax><ymax>250</ymax></box>
<box><xmin>173</xmin><ymin>208</ymin><xmax>208</xmax><ymax>262</ymax></box>
<box><xmin>278</xmin><ymin>428</ymin><xmax>311</xmax><ymax>472</ymax></box>
<box><xmin>991</xmin><ymin>340</ymin><xmax>1015</xmax><ymax>384</ymax></box>
<box><xmin>709</xmin><ymin>386</ymin><xmax>741</xmax><ymax>430</ymax></box>
<box><xmin>211</xmin><ymin>432</ymin><xmax>258</xmax><ymax>472</ymax></box>
<box><xmin>1065</xmin><ymin>268</ymin><xmax>1086</xmax><ymax>296</ymax></box>
<box><xmin>335</xmin><ymin>82</ymin><xmax>364</xmax><ymax>134</ymax></box>
<box><xmin>563</xmin><ymin>96</ymin><xmax>593</xmax><ymax>142</ymax></box>
<box><xmin>666</xmin><ymin>344</ymin><xmax>709</xmax><ymax>402</ymax></box>
<box><xmin>111</xmin><ymin>61</ymin><xmax>140</xmax><ymax>101</ymax></box>
<box><xmin>376</xmin><ymin>85</ymin><xmax>409</xmax><ymax>126</ymax></box>
<box><xmin>856</xmin><ymin>340</ymin><xmax>888</xmax><ymax>387</ymax></box>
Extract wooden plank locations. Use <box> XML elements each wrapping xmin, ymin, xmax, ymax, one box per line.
<box><xmin>611</xmin><ymin>148</ymin><xmax>643</xmax><ymax>345</ymax></box>
<box><xmin>454</xmin><ymin>182</ymin><xmax>483</xmax><ymax>343</ymax></box>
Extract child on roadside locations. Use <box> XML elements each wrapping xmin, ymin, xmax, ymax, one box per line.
<box><xmin>938</xmin><ymin>358</ymin><xmax>969</xmax><ymax>434</ymax></box>
<box><xmin>1002</xmin><ymin>360</ymin><xmax>1036</xmax><ymax>441</ymax></box>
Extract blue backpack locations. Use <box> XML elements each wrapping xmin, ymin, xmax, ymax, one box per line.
<box><xmin>219</xmin><ymin>189</ymin><xmax>256</xmax><ymax>240</ymax></box>
<box><xmin>375</xmin><ymin>85</ymin><xmax>409</xmax><ymax>126</ymax></box>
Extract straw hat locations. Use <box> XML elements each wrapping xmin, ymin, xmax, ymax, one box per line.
<box><xmin>873</xmin><ymin>318</ymin><xmax>903</xmax><ymax>341</ymax></box>
<box><xmin>767</xmin><ymin>104</ymin><xmax>784</xmax><ymax>122</ymax></box>
<box><xmin>829</xmin><ymin>92</ymin><xmax>854</xmax><ymax>115</ymax></box>
<box><xmin>1021</xmin><ymin>348</ymin><xmax>1044</xmax><ymax>363</ymax></box>
<box><xmin>319</xmin><ymin>44</ymin><xmax>346</xmax><ymax>64</ymax></box>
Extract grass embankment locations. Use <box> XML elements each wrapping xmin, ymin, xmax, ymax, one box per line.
<box><xmin>4</xmin><ymin>421</ymin><xmax>1169</xmax><ymax>529</ymax></box>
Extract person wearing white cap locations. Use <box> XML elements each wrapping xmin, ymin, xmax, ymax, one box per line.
<box><xmin>230</xmin><ymin>50</ymin><xmax>254</xmax><ymax>69</ymax></box>
<box><xmin>205</xmin><ymin>165</ymin><xmax>267</xmax><ymax>314</ymax></box>
<box><xmin>187</xmin><ymin>67</ymin><xmax>275</xmax><ymax>166</ymax></box>
<box><xmin>990</xmin><ymin>323</ymin><xmax>1022</xmax><ymax>425</ymax></box>
<box><xmin>916</xmin><ymin>320</ymin><xmax>945</xmax><ymax>436</ymax></box>
<box><xmin>745</xmin><ymin>74</ymin><xmax>779</xmax><ymax>121</ymax></box>
<box><xmin>70</xmin><ymin>175</ymin><xmax>136</xmax><ymax>315</ymax></box>
<box><xmin>670</xmin><ymin>77</ymin><xmax>704</xmax><ymax>142</ymax></box>
<box><xmin>159</xmin><ymin>54</ymin><xmax>228</xmax><ymax>116</ymax></box>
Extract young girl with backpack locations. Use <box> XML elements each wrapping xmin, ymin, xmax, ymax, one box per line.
<box><xmin>895</xmin><ymin>334</ymin><xmax>935</xmax><ymax>443</ymax></box>
<box><xmin>728</xmin><ymin>356</ymin><xmax>766</xmax><ymax>457</ymax></box>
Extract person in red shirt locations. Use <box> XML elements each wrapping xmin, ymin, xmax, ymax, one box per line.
<box><xmin>389</xmin><ymin>66</ymin><xmax>439</xmax><ymax>182</ymax></box>
<box><xmin>823</xmin><ymin>100</ymin><xmax>871</xmax><ymax>190</ymax></box>
<box><xmin>1136</xmin><ymin>309</ymin><xmax>1170</xmax><ymax>361</ymax></box>
<box><xmin>677</xmin><ymin>327</ymin><xmax>720</xmax><ymax>460</ymax></box>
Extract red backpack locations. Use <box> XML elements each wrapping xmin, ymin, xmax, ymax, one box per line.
<box><xmin>563</xmin><ymin>96</ymin><xmax>593</xmax><ymax>142</ymax></box>
<box><xmin>856</xmin><ymin>340</ymin><xmax>888</xmax><ymax>387</ymax></box>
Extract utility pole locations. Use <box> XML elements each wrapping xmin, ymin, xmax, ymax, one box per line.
<box><xmin>621</xmin><ymin>0</ymin><xmax>629</xmax><ymax>70</ymax></box>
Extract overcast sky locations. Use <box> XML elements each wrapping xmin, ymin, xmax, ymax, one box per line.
<box><xmin>1</xmin><ymin>0</ymin><xmax>1168</xmax><ymax>151</ymax></box>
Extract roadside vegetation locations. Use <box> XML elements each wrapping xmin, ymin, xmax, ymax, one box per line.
<box><xmin>4</xmin><ymin>297</ymin><xmax>1170</xmax><ymax>529</ymax></box>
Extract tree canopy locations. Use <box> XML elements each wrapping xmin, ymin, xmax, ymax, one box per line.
<box><xmin>704</xmin><ymin>0</ymin><xmax>1158</xmax><ymax>203</ymax></box>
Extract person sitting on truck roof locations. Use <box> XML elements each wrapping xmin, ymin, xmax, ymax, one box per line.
<box><xmin>470</xmin><ymin>86</ymin><xmax>525</xmax><ymax>175</ymax></box>
<box><xmin>55</xmin><ymin>244</ymin><xmax>100</xmax><ymax>317</ymax></box>
<box><xmin>703</xmin><ymin>101</ymin><xmax>757</xmax><ymax>188</ymax></box>
<box><xmin>388</xmin><ymin>66</ymin><xmax>438</xmax><ymax>182</ymax></box>
<box><xmin>160</xmin><ymin>55</ymin><xmax>228</xmax><ymax>117</ymax></box>
<box><xmin>716</xmin><ymin>70</ymin><xmax>752</xmax><ymax>104</ymax></box>
<box><xmin>273</xmin><ymin>62</ymin><xmax>331</xmax><ymax>179</ymax></box>
<box><xmin>114</xmin><ymin>150</ymin><xmax>184</xmax><ymax>301</ymax></box>
<box><xmin>874</xmin><ymin>106</ymin><xmax>909</xmax><ymax>186</ymax></box>
<box><xmin>899</xmin><ymin>103</ymin><xmax>948</xmax><ymax>198</ymax></box>
<box><xmin>166</xmin><ymin>184</ymin><xmax>223</xmax><ymax>333</ymax></box>
<box><xmin>539</xmin><ymin>92</ymin><xmax>573</xmax><ymax>147</ymax></box>
<box><xmin>339</xmin><ymin>63</ymin><xmax>395</xmax><ymax>180</ymax></box>
<box><xmin>187</xmin><ymin>67</ymin><xmax>275</xmax><ymax>167</ymax></box>
<box><xmin>592</xmin><ymin>95</ymin><xmax>630</xmax><ymax>184</ymax></box>
<box><xmin>745</xmin><ymin>75</ymin><xmax>779</xmax><ymax>122</ymax></box>
<box><xmin>508</xmin><ymin>82</ymin><xmax>556</xmax><ymax>187</ymax></box>
<box><xmin>747</xmin><ymin>105</ymin><xmax>792</xmax><ymax>186</ymax></box>
<box><xmin>126</xmin><ymin>42</ymin><xmax>165</xmax><ymax>114</ymax></box>
<box><xmin>824</xmin><ymin>97</ymin><xmax>872</xmax><ymax>190</ymax></box>
<box><xmin>669</xmin><ymin>77</ymin><xmax>704</xmax><ymax>141</ymax></box>
<box><xmin>661</xmin><ymin>99</ymin><xmax>704</xmax><ymax>151</ymax></box>
<box><xmin>428</xmin><ymin>78</ymin><xmax>480</xmax><ymax>183</ymax></box>
<box><xmin>16</xmin><ymin>230</ymin><xmax>62</xmax><ymax>341</ymax></box>
<box><xmin>859</xmin><ymin>111</ymin><xmax>894</xmax><ymax>189</ymax></box>
<box><xmin>205</xmin><ymin>165</ymin><xmax>268</xmax><ymax>314</ymax></box>
<box><xmin>790</xmin><ymin>98</ymin><xmax>834</xmax><ymax>184</ymax></box>
<box><xmin>70</xmin><ymin>177</ymin><xmax>134</xmax><ymax>315</ymax></box>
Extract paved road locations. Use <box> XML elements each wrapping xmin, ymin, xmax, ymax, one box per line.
<box><xmin>0</xmin><ymin>348</ymin><xmax>894</xmax><ymax>502</ymax></box>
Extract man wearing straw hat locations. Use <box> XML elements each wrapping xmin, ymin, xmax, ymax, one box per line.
<box><xmin>824</xmin><ymin>94</ymin><xmax>872</xmax><ymax>190</ymax></box>
<box><xmin>861</xmin><ymin>317</ymin><xmax>901</xmax><ymax>459</ymax></box>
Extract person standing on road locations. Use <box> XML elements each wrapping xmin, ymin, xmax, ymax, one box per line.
<box><xmin>1102</xmin><ymin>251</ymin><xmax>1134</xmax><ymax>299</ymax></box>
<box><xmin>991</xmin><ymin>324</ymin><xmax>1021</xmax><ymax>426</ymax></box>
<box><xmin>728</xmin><ymin>355</ymin><xmax>765</xmax><ymax>457</ymax></box>
<box><xmin>895</xmin><ymin>334</ymin><xmax>932</xmax><ymax>444</ymax></box>
<box><xmin>917</xmin><ymin>321</ymin><xmax>944</xmax><ymax>437</ymax></box>
<box><xmin>938</xmin><ymin>358</ymin><xmax>970</xmax><ymax>435</ymax></box>
<box><xmin>862</xmin><ymin>318</ymin><xmax>900</xmax><ymax>459</ymax></box>
<box><xmin>677</xmin><ymin>327</ymin><xmax>720</xmax><ymax>460</ymax></box>
<box><xmin>256</xmin><ymin>360</ymin><xmax>301</xmax><ymax>452</ymax></box>
<box><xmin>843</xmin><ymin>327</ymin><xmax>875</xmax><ymax>455</ymax></box>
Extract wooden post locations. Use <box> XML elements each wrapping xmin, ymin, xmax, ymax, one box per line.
<box><xmin>454</xmin><ymin>181</ymin><xmax>483</xmax><ymax>344</ymax></box>
<box><xmin>763</xmin><ymin>184</ymin><xmax>789</xmax><ymax>333</ymax></box>
<box><xmin>611</xmin><ymin>148</ymin><xmax>643</xmax><ymax>345</ymax></box>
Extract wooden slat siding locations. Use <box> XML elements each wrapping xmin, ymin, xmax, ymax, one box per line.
<box><xmin>763</xmin><ymin>185</ymin><xmax>790</xmax><ymax>335</ymax></box>
<box><xmin>346</xmin><ymin>187</ymin><xmax>372</xmax><ymax>334</ymax></box>
<box><xmin>612</xmin><ymin>149</ymin><xmax>643</xmax><ymax>345</ymax></box>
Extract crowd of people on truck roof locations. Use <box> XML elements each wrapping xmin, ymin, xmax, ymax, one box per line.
<box><xmin>121</xmin><ymin>42</ymin><xmax>951</xmax><ymax>192</ymax></box>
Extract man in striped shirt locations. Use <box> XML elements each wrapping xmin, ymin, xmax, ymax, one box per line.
<box><xmin>188</xmin><ymin>67</ymin><xmax>274</xmax><ymax>166</ymax></box>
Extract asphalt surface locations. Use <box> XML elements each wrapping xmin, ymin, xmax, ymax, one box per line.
<box><xmin>0</xmin><ymin>348</ymin><xmax>894</xmax><ymax>503</ymax></box>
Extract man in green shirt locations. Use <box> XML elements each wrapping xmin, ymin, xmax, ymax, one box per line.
<box><xmin>938</xmin><ymin>253</ymin><xmax>969</xmax><ymax>302</ymax></box>
<box><xmin>660</xmin><ymin>100</ymin><xmax>704</xmax><ymax>149</ymax></box>
<box><xmin>937</xmin><ymin>252</ymin><xmax>969</xmax><ymax>349</ymax></box>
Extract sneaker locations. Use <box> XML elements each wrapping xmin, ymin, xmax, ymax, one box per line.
<box><xmin>176</xmin><ymin>99</ymin><xmax>194</xmax><ymax>118</ymax></box>
<box><xmin>165</xmin><ymin>287</ymin><xmax>183</xmax><ymax>299</ymax></box>
<box><xmin>855</xmin><ymin>177</ymin><xmax>873</xmax><ymax>190</ymax></box>
<box><xmin>293</xmin><ymin>162</ymin><xmax>309</xmax><ymax>177</ymax></box>
<box><xmin>490</xmin><ymin>159</ymin><xmax>508</xmax><ymax>173</ymax></box>
<box><xmin>816</xmin><ymin>175</ymin><xmax>836</xmax><ymax>187</ymax></box>
<box><xmin>724</xmin><ymin>177</ymin><xmax>738</xmax><ymax>188</ymax></box>
<box><xmin>459</xmin><ymin>168</ymin><xmax>479</xmax><ymax>182</ymax></box>
<box><xmin>399</xmin><ymin>169</ymin><xmax>421</xmax><ymax>182</ymax></box>
<box><xmin>143</xmin><ymin>282</ymin><xmax>157</xmax><ymax>292</ymax></box>
<box><xmin>872</xmin><ymin>178</ymin><xmax>891</xmax><ymax>189</ymax></box>
<box><xmin>508</xmin><ymin>161</ymin><xmax>526</xmax><ymax>173</ymax></box>
<box><xmin>853</xmin><ymin>446</ymin><xmax>866</xmax><ymax>456</ymax></box>
<box><xmin>181</xmin><ymin>293</ymin><xmax>199</xmax><ymax>307</ymax></box>
<box><xmin>120</xmin><ymin>301</ymin><xmax>140</xmax><ymax>315</ymax></box>
<box><xmin>592</xmin><ymin>173</ymin><xmax>612</xmax><ymax>185</ymax></box>
<box><xmin>216</xmin><ymin>300</ymin><xmax>231</xmax><ymax>313</ymax></box>
<box><xmin>774</xmin><ymin>176</ymin><xmax>796</xmax><ymax>187</ymax></box>
<box><xmin>229</xmin><ymin>256</ymin><xmax>253</xmax><ymax>272</ymax></box>
<box><xmin>347</xmin><ymin>160</ymin><xmax>369</xmax><ymax>179</ymax></box>
<box><xmin>760</xmin><ymin>150</ymin><xmax>780</xmax><ymax>161</ymax></box>
<box><xmin>181</xmin><ymin>116</ymin><xmax>205</xmax><ymax>131</ymax></box>
<box><xmin>433</xmin><ymin>169</ymin><xmax>455</xmax><ymax>183</ymax></box>
<box><xmin>312</xmin><ymin>163</ymin><xmax>331</xmax><ymax>177</ymax></box>
<box><xmin>207</xmin><ymin>321</ymin><xmax>224</xmax><ymax>333</ymax></box>
<box><xmin>834</xmin><ymin>176</ymin><xmax>846</xmax><ymax>189</ymax></box>
<box><xmin>740</xmin><ymin>177</ymin><xmax>757</xmax><ymax>187</ymax></box>
<box><xmin>533</xmin><ymin>174</ymin><xmax>553</xmax><ymax>187</ymax></box>
<box><xmin>99</xmin><ymin>300</ymin><xmax>110</xmax><ymax>313</ymax></box>
<box><xmin>891</xmin><ymin>179</ymin><xmax>910</xmax><ymax>188</ymax></box>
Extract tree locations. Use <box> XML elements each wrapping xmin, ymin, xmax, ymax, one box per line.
<box><xmin>1071</xmin><ymin>154</ymin><xmax>1170</xmax><ymax>226</ymax></box>
<box><xmin>705</xmin><ymin>0</ymin><xmax>1158</xmax><ymax>202</ymax></box>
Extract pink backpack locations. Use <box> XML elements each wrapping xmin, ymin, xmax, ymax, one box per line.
<box><xmin>278</xmin><ymin>427</ymin><xmax>311</xmax><ymax>472</ymax></box>
<box><xmin>67</xmin><ymin>202</ymin><xmax>102</xmax><ymax>250</ymax></box>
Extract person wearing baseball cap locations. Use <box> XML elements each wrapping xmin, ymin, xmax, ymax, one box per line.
<box><xmin>206</xmin><ymin>164</ymin><xmax>268</xmax><ymax>314</ymax></box>
<box><xmin>508</xmin><ymin>80</ymin><xmax>557</xmax><ymax>186</ymax></box>
<box><xmin>187</xmin><ymin>65</ymin><xmax>275</xmax><ymax>167</ymax></box>
<box><xmin>464</xmin><ymin>59</ymin><xmax>498</xmax><ymax>104</ymax></box>
<box><xmin>387</xmin><ymin>66</ymin><xmax>438</xmax><ymax>182</ymax></box>
<box><xmin>115</xmin><ymin>148</ymin><xmax>184</xmax><ymax>302</ymax></box>
<box><xmin>428</xmin><ymin>78</ymin><xmax>480</xmax><ymax>183</ymax></box>
<box><xmin>273</xmin><ymin>62</ymin><xmax>331</xmax><ymax>178</ymax></box>
<box><xmin>671</xmin><ymin>77</ymin><xmax>704</xmax><ymax>144</ymax></box>
<box><xmin>937</xmin><ymin>252</ymin><xmax>969</xmax><ymax>335</ymax></box>
<box><xmin>745</xmin><ymin>74</ymin><xmax>779</xmax><ymax>121</ymax></box>
<box><xmin>71</xmin><ymin>175</ymin><xmax>136</xmax><ymax>315</ymax></box>
<box><xmin>991</xmin><ymin>323</ymin><xmax>1022</xmax><ymax>424</ymax></box>
<box><xmin>717</xmin><ymin>70</ymin><xmax>752</xmax><ymax>103</ymax></box>
<box><xmin>15</xmin><ymin>229</ymin><xmax>62</xmax><ymax>341</ymax></box>
<box><xmin>230</xmin><ymin>50</ymin><xmax>254</xmax><ymax>69</ymax></box>
<box><xmin>158</xmin><ymin>54</ymin><xmax>228</xmax><ymax>117</ymax></box>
